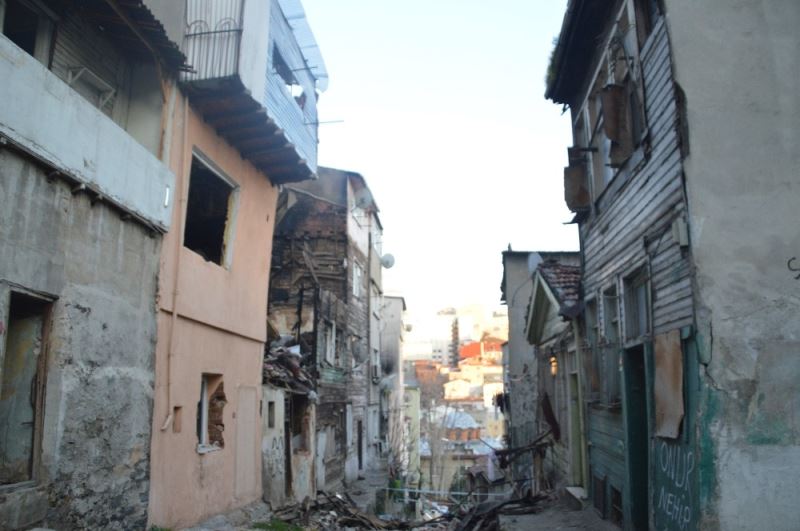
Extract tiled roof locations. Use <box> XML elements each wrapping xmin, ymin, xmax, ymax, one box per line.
<box><xmin>538</xmin><ymin>259</ymin><xmax>581</xmax><ymax>312</ymax></box>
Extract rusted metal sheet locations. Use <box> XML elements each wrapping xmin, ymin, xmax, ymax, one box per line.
<box><xmin>654</xmin><ymin>330</ymin><xmax>683</xmax><ymax>439</ymax></box>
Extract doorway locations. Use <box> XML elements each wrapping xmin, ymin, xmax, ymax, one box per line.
<box><xmin>357</xmin><ymin>419</ymin><xmax>363</xmax><ymax>470</ymax></box>
<box><xmin>625</xmin><ymin>345</ymin><xmax>649</xmax><ymax>529</ymax></box>
<box><xmin>0</xmin><ymin>292</ymin><xmax>49</xmax><ymax>485</ymax></box>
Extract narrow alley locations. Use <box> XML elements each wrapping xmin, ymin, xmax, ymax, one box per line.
<box><xmin>0</xmin><ymin>0</ymin><xmax>798</xmax><ymax>530</ymax></box>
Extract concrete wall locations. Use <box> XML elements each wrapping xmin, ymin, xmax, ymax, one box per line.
<box><xmin>0</xmin><ymin>151</ymin><xmax>161</xmax><ymax>529</ymax></box>
<box><xmin>289</xmin><ymin>403</ymin><xmax>316</xmax><ymax>503</ymax></box>
<box><xmin>0</xmin><ymin>36</ymin><xmax>174</xmax><ymax>229</ymax></box>
<box><xmin>501</xmin><ymin>252</ymin><xmax>542</xmax><ymax>486</ymax></box>
<box><xmin>148</xmin><ymin>94</ymin><xmax>276</xmax><ymax>528</ymax></box>
<box><xmin>664</xmin><ymin>2</ymin><xmax>800</xmax><ymax>529</ymax></box>
<box><xmin>261</xmin><ymin>386</ymin><xmax>286</xmax><ymax>509</ymax></box>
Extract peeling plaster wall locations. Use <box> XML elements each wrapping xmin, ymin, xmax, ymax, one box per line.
<box><xmin>664</xmin><ymin>1</ymin><xmax>800</xmax><ymax>529</ymax></box>
<box><xmin>0</xmin><ymin>153</ymin><xmax>160</xmax><ymax>529</ymax></box>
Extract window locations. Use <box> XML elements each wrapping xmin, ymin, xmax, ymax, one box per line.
<box><xmin>323</xmin><ymin>322</ymin><xmax>336</xmax><ymax>365</ymax></box>
<box><xmin>267</xmin><ymin>401</ymin><xmax>275</xmax><ymax>429</ymax></box>
<box><xmin>603</xmin><ymin>286</ymin><xmax>621</xmax><ymax>403</ymax></box>
<box><xmin>184</xmin><ymin>154</ymin><xmax>237</xmax><ymax>266</ymax></box>
<box><xmin>289</xmin><ymin>395</ymin><xmax>310</xmax><ymax>452</ymax></box>
<box><xmin>584</xmin><ymin>298</ymin><xmax>600</xmax><ymax>394</ymax></box>
<box><xmin>197</xmin><ymin>374</ymin><xmax>226</xmax><ymax>452</ymax></box>
<box><xmin>272</xmin><ymin>46</ymin><xmax>305</xmax><ymax>104</ymax></box>
<box><xmin>633</xmin><ymin>0</ymin><xmax>661</xmax><ymax>48</ymax></box>
<box><xmin>0</xmin><ymin>291</ymin><xmax>49</xmax><ymax>485</ymax></box>
<box><xmin>1</xmin><ymin>0</ymin><xmax>52</xmax><ymax>64</ymax></box>
<box><xmin>352</xmin><ymin>262</ymin><xmax>363</xmax><ymax>298</ymax></box>
<box><xmin>624</xmin><ymin>268</ymin><xmax>650</xmax><ymax>341</ymax></box>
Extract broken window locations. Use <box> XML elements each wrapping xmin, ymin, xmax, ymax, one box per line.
<box><xmin>197</xmin><ymin>374</ymin><xmax>226</xmax><ymax>451</ymax></box>
<box><xmin>184</xmin><ymin>155</ymin><xmax>236</xmax><ymax>266</ymax></box>
<box><xmin>0</xmin><ymin>291</ymin><xmax>49</xmax><ymax>485</ymax></box>
<box><xmin>272</xmin><ymin>46</ymin><xmax>305</xmax><ymax>105</ymax></box>
<box><xmin>1</xmin><ymin>0</ymin><xmax>51</xmax><ymax>64</ymax></box>
<box><xmin>624</xmin><ymin>267</ymin><xmax>650</xmax><ymax>341</ymax></box>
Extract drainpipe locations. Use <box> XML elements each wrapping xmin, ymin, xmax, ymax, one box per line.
<box><xmin>160</xmin><ymin>95</ymin><xmax>189</xmax><ymax>431</ymax></box>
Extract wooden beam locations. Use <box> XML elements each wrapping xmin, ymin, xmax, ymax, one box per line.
<box><xmin>248</xmin><ymin>146</ymin><xmax>298</xmax><ymax>164</ymax></box>
<box><xmin>238</xmin><ymin>133</ymin><xmax>288</xmax><ymax>154</ymax></box>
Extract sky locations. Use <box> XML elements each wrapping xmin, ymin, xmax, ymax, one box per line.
<box><xmin>301</xmin><ymin>0</ymin><xmax>578</xmax><ymax>330</ymax></box>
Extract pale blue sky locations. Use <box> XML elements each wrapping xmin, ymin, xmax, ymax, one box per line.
<box><xmin>302</xmin><ymin>0</ymin><xmax>577</xmax><ymax>324</ymax></box>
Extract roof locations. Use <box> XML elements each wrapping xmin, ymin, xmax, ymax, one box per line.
<box><xmin>277</xmin><ymin>0</ymin><xmax>328</xmax><ymax>91</ymax></box>
<box><xmin>52</xmin><ymin>0</ymin><xmax>188</xmax><ymax>73</ymax></box>
<box><xmin>538</xmin><ymin>259</ymin><xmax>581</xmax><ymax>312</ymax></box>
<box><xmin>545</xmin><ymin>0</ymin><xmax>617</xmax><ymax>104</ymax></box>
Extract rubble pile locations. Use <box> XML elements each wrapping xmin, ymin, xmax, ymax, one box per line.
<box><xmin>270</xmin><ymin>491</ymin><xmax>407</xmax><ymax>530</ymax></box>
<box><xmin>268</xmin><ymin>490</ymin><xmax>548</xmax><ymax>531</ymax></box>
<box><xmin>263</xmin><ymin>335</ymin><xmax>314</xmax><ymax>394</ymax></box>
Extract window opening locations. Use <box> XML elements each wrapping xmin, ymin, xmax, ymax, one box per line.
<box><xmin>352</xmin><ymin>262</ymin><xmax>363</xmax><ymax>298</ymax></box>
<box><xmin>184</xmin><ymin>155</ymin><xmax>236</xmax><ymax>265</ymax></box>
<box><xmin>289</xmin><ymin>395</ymin><xmax>309</xmax><ymax>451</ymax></box>
<box><xmin>0</xmin><ymin>292</ymin><xmax>49</xmax><ymax>485</ymax></box>
<box><xmin>197</xmin><ymin>374</ymin><xmax>226</xmax><ymax>451</ymax></box>
<box><xmin>267</xmin><ymin>401</ymin><xmax>275</xmax><ymax>429</ymax></box>
<box><xmin>624</xmin><ymin>268</ymin><xmax>650</xmax><ymax>341</ymax></box>
<box><xmin>272</xmin><ymin>46</ymin><xmax>305</xmax><ymax>103</ymax></box>
<box><xmin>603</xmin><ymin>286</ymin><xmax>621</xmax><ymax>403</ymax></box>
<box><xmin>584</xmin><ymin>298</ymin><xmax>600</xmax><ymax>395</ymax></box>
<box><xmin>2</xmin><ymin>0</ymin><xmax>37</xmax><ymax>55</ymax></box>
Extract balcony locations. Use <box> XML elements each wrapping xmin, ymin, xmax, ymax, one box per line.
<box><xmin>182</xmin><ymin>0</ymin><xmax>327</xmax><ymax>184</ymax></box>
<box><xmin>0</xmin><ymin>34</ymin><xmax>175</xmax><ymax>230</ymax></box>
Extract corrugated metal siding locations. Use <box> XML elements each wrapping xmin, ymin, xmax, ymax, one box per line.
<box><xmin>51</xmin><ymin>13</ymin><xmax>130</xmax><ymax>125</ymax></box>
<box><xmin>580</xmin><ymin>19</ymin><xmax>693</xmax><ymax>336</ymax></box>
<box><xmin>266</xmin><ymin>0</ymin><xmax>318</xmax><ymax>169</ymax></box>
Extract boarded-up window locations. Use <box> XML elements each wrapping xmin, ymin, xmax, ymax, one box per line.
<box><xmin>564</xmin><ymin>147</ymin><xmax>590</xmax><ymax>212</ymax></box>
<box><xmin>654</xmin><ymin>330</ymin><xmax>684</xmax><ymax>438</ymax></box>
<box><xmin>184</xmin><ymin>155</ymin><xmax>237</xmax><ymax>266</ymax></box>
<box><xmin>0</xmin><ymin>292</ymin><xmax>49</xmax><ymax>484</ymax></box>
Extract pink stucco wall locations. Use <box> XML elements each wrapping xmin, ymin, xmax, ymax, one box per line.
<box><xmin>148</xmin><ymin>94</ymin><xmax>277</xmax><ymax>528</ymax></box>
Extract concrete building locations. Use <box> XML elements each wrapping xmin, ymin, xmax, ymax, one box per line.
<box><xmin>546</xmin><ymin>1</ymin><xmax>799</xmax><ymax>529</ymax></box>
<box><xmin>0</xmin><ymin>1</ymin><xmax>184</xmax><ymax>527</ymax></box>
<box><xmin>147</xmin><ymin>0</ymin><xmax>325</xmax><ymax>527</ymax></box>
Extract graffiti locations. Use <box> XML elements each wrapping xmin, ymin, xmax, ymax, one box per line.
<box><xmin>656</xmin><ymin>441</ymin><xmax>695</xmax><ymax>530</ymax></box>
<box><xmin>265</xmin><ymin>436</ymin><xmax>285</xmax><ymax>480</ymax></box>
<box><xmin>788</xmin><ymin>257</ymin><xmax>800</xmax><ymax>280</ymax></box>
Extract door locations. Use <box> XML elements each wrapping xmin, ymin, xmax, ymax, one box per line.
<box><xmin>569</xmin><ymin>372</ymin><xmax>584</xmax><ymax>486</ymax></box>
<box><xmin>625</xmin><ymin>345</ymin><xmax>649</xmax><ymax>529</ymax></box>
<box><xmin>357</xmin><ymin>419</ymin><xmax>363</xmax><ymax>470</ymax></box>
<box><xmin>0</xmin><ymin>293</ymin><xmax>48</xmax><ymax>485</ymax></box>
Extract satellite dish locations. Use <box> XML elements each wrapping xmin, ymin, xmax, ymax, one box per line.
<box><xmin>380</xmin><ymin>253</ymin><xmax>395</xmax><ymax>269</ymax></box>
